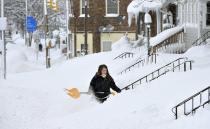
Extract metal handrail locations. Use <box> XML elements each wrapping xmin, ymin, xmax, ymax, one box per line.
<box><xmin>119</xmin><ymin>53</ymin><xmax>158</xmax><ymax>74</ymax></box>
<box><xmin>121</xmin><ymin>57</ymin><xmax>193</xmax><ymax>90</ymax></box>
<box><xmin>152</xmin><ymin>28</ymin><xmax>184</xmax><ymax>53</ymax></box>
<box><xmin>172</xmin><ymin>86</ymin><xmax>210</xmax><ymax>119</ymax></box>
<box><xmin>114</xmin><ymin>52</ymin><xmax>134</xmax><ymax>60</ymax></box>
<box><xmin>192</xmin><ymin>31</ymin><xmax>210</xmax><ymax>46</ymax></box>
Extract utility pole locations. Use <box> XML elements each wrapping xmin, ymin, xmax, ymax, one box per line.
<box><xmin>25</xmin><ymin>0</ymin><xmax>28</xmax><ymax>46</ymax></box>
<box><xmin>44</xmin><ymin>0</ymin><xmax>50</xmax><ymax>68</ymax></box>
<box><xmin>66</xmin><ymin>0</ymin><xmax>71</xmax><ymax>59</ymax></box>
<box><xmin>1</xmin><ymin>0</ymin><xmax>6</xmax><ymax>79</ymax></box>
<box><xmin>84</xmin><ymin>0</ymin><xmax>88</xmax><ymax>55</ymax></box>
<box><xmin>71</xmin><ymin>0</ymin><xmax>77</xmax><ymax>57</ymax></box>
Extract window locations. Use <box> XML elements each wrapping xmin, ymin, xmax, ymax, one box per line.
<box><xmin>206</xmin><ymin>2</ymin><xmax>210</xmax><ymax>25</ymax></box>
<box><xmin>101</xmin><ymin>41</ymin><xmax>112</xmax><ymax>52</ymax></box>
<box><xmin>106</xmin><ymin>0</ymin><xmax>119</xmax><ymax>16</ymax></box>
<box><xmin>80</xmin><ymin>0</ymin><xmax>89</xmax><ymax>15</ymax></box>
<box><xmin>81</xmin><ymin>44</ymin><xmax>88</xmax><ymax>52</ymax></box>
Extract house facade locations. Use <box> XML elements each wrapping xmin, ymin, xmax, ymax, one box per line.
<box><xmin>177</xmin><ymin>0</ymin><xmax>210</xmax><ymax>48</ymax></box>
<box><xmin>70</xmin><ymin>0</ymin><xmax>137</xmax><ymax>56</ymax></box>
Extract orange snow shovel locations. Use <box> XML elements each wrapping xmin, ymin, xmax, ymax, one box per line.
<box><xmin>65</xmin><ymin>88</ymin><xmax>117</xmax><ymax>99</ymax></box>
<box><xmin>64</xmin><ymin>88</ymin><xmax>83</xmax><ymax>99</ymax></box>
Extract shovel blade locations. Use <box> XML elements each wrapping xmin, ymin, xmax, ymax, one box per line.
<box><xmin>65</xmin><ymin>88</ymin><xmax>80</xmax><ymax>99</ymax></box>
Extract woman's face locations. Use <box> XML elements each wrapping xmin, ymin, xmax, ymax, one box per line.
<box><xmin>101</xmin><ymin>68</ymin><xmax>107</xmax><ymax>75</ymax></box>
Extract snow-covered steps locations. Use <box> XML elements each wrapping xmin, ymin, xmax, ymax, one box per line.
<box><xmin>119</xmin><ymin>53</ymin><xmax>157</xmax><ymax>75</ymax></box>
<box><xmin>192</xmin><ymin>31</ymin><xmax>210</xmax><ymax>46</ymax></box>
<box><xmin>121</xmin><ymin>57</ymin><xmax>193</xmax><ymax>90</ymax></box>
<box><xmin>172</xmin><ymin>86</ymin><xmax>210</xmax><ymax>119</ymax></box>
<box><xmin>113</xmin><ymin>52</ymin><xmax>134</xmax><ymax>60</ymax></box>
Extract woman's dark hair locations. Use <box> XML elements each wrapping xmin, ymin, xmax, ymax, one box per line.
<box><xmin>97</xmin><ymin>64</ymin><xmax>110</xmax><ymax>76</ymax></box>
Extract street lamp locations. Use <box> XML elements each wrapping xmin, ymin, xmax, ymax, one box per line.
<box><xmin>144</xmin><ymin>12</ymin><xmax>152</xmax><ymax>62</ymax></box>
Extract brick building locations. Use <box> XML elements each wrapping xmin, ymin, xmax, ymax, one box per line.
<box><xmin>70</xmin><ymin>0</ymin><xmax>137</xmax><ymax>55</ymax></box>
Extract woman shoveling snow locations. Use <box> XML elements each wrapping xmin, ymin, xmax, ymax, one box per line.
<box><xmin>88</xmin><ymin>64</ymin><xmax>121</xmax><ymax>103</ymax></box>
<box><xmin>65</xmin><ymin>64</ymin><xmax>121</xmax><ymax>103</ymax></box>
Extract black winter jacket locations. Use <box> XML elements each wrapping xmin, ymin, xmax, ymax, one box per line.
<box><xmin>89</xmin><ymin>74</ymin><xmax>121</xmax><ymax>99</ymax></box>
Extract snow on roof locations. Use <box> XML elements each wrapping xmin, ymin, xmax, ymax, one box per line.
<box><xmin>127</xmin><ymin>0</ymin><xmax>163</xmax><ymax>26</ymax></box>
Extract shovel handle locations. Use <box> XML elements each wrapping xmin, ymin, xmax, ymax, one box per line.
<box><xmin>64</xmin><ymin>89</ymin><xmax>88</xmax><ymax>94</ymax></box>
<box><xmin>64</xmin><ymin>88</ymin><xmax>116</xmax><ymax>96</ymax></box>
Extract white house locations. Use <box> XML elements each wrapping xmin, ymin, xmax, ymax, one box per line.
<box><xmin>177</xmin><ymin>0</ymin><xmax>210</xmax><ymax>48</ymax></box>
<box><xmin>127</xmin><ymin>0</ymin><xmax>210</xmax><ymax>50</ymax></box>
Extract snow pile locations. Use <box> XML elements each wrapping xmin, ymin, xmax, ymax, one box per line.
<box><xmin>47</xmin><ymin>45</ymin><xmax>210</xmax><ymax>129</ymax></box>
<box><xmin>12</xmin><ymin>34</ymin><xmax>25</xmax><ymax>44</ymax></box>
<box><xmin>1</xmin><ymin>44</ymin><xmax>210</xmax><ymax>129</ymax></box>
<box><xmin>0</xmin><ymin>34</ymin><xmax>65</xmax><ymax>74</ymax></box>
<box><xmin>1</xmin><ymin>35</ymin><xmax>210</xmax><ymax>129</ymax></box>
<box><xmin>111</xmin><ymin>36</ymin><xmax>132</xmax><ymax>51</ymax></box>
<box><xmin>131</xmin><ymin>35</ymin><xmax>144</xmax><ymax>47</ymax></box>
<box><xmin>0</xmin><ymin>43</ymin><xmax>44</xmax><ymax>73</ymax></box>
<box><xmin>6</xmin><ymin>44</ymin><xmax>28</xmax><ymax>72</ymax></box>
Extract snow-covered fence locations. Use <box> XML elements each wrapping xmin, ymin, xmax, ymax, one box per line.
<box><xmin>151</xmin><ymin>27</ymin><xmax>184</xmax><ymax>54</ymax></box>
<box><xmin>172</xmin><ymin>86</ymin><xmax>210</xmax><ymax>119</ymax></box>
<box><xmin>192</xmin><ymin>31</ymin><xmax>210</xmax><ymax>46</ymax></box>
<box><xmin>119</xmin><ymin>53</ymin><xmax>158</xmax><ymax>75</ymax></box>
<box><xmin>121</xmin><ymin>57</ymin><xmax>193</xmax><ymax>90</ymax></box>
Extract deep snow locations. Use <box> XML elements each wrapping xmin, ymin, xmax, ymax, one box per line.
<box><xmin>0</xmin><ymin>36</ymin><xmax>210</xmax><ymax>129</ymax></box>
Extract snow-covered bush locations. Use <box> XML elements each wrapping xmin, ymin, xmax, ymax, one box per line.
<box><xmin>131</xmin><ymin>35</ymin><xmax>144</xmax><ymax>48</ymax></box>
<box><xmin>111</xmin><ymin>36</ymin><xmax>132</xmax><ymax>51</ymax></box>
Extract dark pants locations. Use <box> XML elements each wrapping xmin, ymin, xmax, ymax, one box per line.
<box><xmin>96</xmin><ymin>98</ymin><xmax>107</xmax><ymax>103</ymax></box>
<box><xmin>94</xmin><ymin>93</ymin><xmax>109</xmax><ymax>103</ymax></box>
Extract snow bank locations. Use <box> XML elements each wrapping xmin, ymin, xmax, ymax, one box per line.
<box><xmin>111</xmin><ymin>36</ymin><xmax>132</xmax><ymax>51</ymax></box>
<box><xmin>44</xmin><ymin>45</ymin><xmax>210</xmax><ymax>129</ymax></box>
<box><xmin>1</xmin><ymin>35</ymin><xmax>210</xmax><ymax>129</ymax></box>
<box><xmin>1</xmin><ymin>44</ymin><xmax>44</xmax><ymax>73</ymax></box>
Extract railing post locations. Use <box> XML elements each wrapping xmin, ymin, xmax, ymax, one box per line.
<box><xmin>184</xmin><ymin>62</ymin><xmax>186</xmax><ymax>72</ymax></box>
<box><xmin>173</xmin><ymin>63</ymin><xmax>175</xmax><ymax>72</ymax></box>
<box><xmin>154</xmin><ymin>54</ymin><xmax>157</xmax><ymax>64</ymax></box>
<box><xmin>175</xmin><ymin>107</ymin><xmax>178</xmax><ymax>119</ymax></box>
<box><xmin>125</xmin><ymin>87</ymin><xmax>129</xmax><ymax>90</ymax></box>
<box><xmin>178</xmin><ymin>59</ymin><xmax>181</xmax><ymax>71</ymax></box>
<box><xmin>208</xmin><ymin>88</ymin><xmax>210</xmax><ymax>103</ymax></box>
<box><xmin>192</xmin><ymin>98</ymin><xmax>194</xmax><ymax>114</ymax></box>
<box><xmin>190</xmin><ymin>61</ymin><xmax>192</xmax><ymax>70</ymax></box>
<box><xmin>200</xmin><ymin>93</ymin><xmax>202</xmax><ymax>106</ymax></box>
<box><xmin>151</xmin><ymin>54</ymin><xmax>154</xmax><ymax>63</ymax></box>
